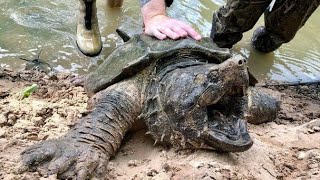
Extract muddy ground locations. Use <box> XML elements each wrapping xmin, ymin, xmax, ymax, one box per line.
<box><xmin>0</xmin><ymin>68</ymin><xmax>319</xmax><ymax>180</ymax></box>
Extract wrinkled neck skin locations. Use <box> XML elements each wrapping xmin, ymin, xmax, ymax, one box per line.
<box><xmin>64</xmin><ymin>76</ymin><xmax>144</xmax><ymax>157</ymax></box>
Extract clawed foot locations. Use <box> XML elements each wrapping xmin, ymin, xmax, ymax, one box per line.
<box><xmin>21</xmin><ymin>138</ymin><xmax>109</xmax><ymax>179</ymax></box>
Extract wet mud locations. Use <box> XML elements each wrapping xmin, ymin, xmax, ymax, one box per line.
<box><xmin>0</xmin><ymin>69</ymin><xmax>319</xmax><ymax>179</ymax></box>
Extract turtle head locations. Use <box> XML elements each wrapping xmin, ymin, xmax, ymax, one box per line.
<box><xmin>198</xmin><ymin>55</ymin><xmax>253</xmax><ymax>152</ymax></box>
<box><xmin>144</xmin><ymin>55</ymin><xmax>253</xmax><ymax>152</ymax></box>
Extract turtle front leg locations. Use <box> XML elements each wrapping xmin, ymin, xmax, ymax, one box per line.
<box><xmin>21</xmin><ymin>80</ymin><xmax>142</xmax><ymax>179</ymax></box>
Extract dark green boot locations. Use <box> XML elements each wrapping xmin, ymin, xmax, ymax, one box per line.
<box><xmin>251</xmin><ymin>26</ymin><xmax>283</xmax><ymax>53</ymax></box>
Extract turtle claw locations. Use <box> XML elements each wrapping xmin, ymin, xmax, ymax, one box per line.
<box><xmin>74</xmin><ymin>150</ymin><xmax>102</xmax><ymax>180</ymax></box>
<box><xmin>47</xmin><ymin>156</ymin><xmax>76</xmax><ymax>176</ymax></box>
<box><xmin>56</xmin><ymin>150</ymin><xmax>104</xmax><ymax>180</ymax></box>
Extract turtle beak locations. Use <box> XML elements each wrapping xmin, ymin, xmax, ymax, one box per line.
<box><xmin>200</xmin><ymin>85</ymin><xmax>253</xmax><ymax>152</ymax></box>
<box><xmin>202</xmin><ymin>112</ymin><xmax>253</xmax><ymax>152</ymax></box>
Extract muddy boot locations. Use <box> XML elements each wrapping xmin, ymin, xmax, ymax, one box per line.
<box><xmin>77</xmin><ymin>0</ymin><xmax>102</xmax><ymax>57</ymax></box>
<box><xmin>210</xmin><ymin>14</ymin><xmax>243</xmax><ymax>49</ymax></box>
<box><xmin>211</xmin><ymin>31</ymin><xmax>243</xmax><ymax>49</ymax></box>
<box><xmin>251</xmin><ymin>26</ymin><xmax>283</xmax><ymax>53</ymax></box>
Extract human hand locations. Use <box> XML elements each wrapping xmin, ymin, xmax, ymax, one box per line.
<box><xmin>141</xmin><ymin>0</ymin><xmax>201</xmax><ymax>41</ymax></box>
<box><xmin>143</xmin><ymin>14</ymin><xmax>202</xmax><ymax>40</ymax></box>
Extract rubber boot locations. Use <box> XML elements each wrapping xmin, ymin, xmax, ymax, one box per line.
<box><xmin>210</xmin><ymin>14</ymin><xmax>243</xmax><ymax>49</ymax></box>
<box><xmin>251</xmin><ymin>26</ymin><xmax>283</xmax><ymax>53</ymax></box>
<box><xmin>211</xmin><ymin>31</ymin><xmax>243</xmax><ymax>49</ymax></box>
<box><xmin>77</xmin><ymin>0</ymin><xmax>102</xmax><ymax>57</ymax></box>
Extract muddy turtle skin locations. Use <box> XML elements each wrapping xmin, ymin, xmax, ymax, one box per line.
<box><xmin>21</xmin><ymin>34</ymin><xmax>279</xmax><ymax>179</ymax></box>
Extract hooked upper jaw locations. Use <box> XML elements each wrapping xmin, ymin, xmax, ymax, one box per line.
<box><xmin>204</xmin><ymin>107</ymin><xmax>253</xmax><ymax>152</ymax></box>
<box><xmin>199</xmin><ymin>79</ymin><xmax>254</xmax><ymax>152</ymax></box>
<box><xmin>200</xmin><ymin>55</ymin><xmax>253</xmax><ymax>152</ymax></box>
<box><xmin>187</xmin><ymin>55</ymin><xmax>253</xmax><ymax>152</ymax></box>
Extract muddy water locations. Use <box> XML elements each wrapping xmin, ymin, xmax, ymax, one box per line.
<box><xmin>0</xmin><ymin>0</ymin><xmax>319</xmax><ymax>83</ymax></box>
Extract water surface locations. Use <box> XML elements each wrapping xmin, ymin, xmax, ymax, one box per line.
<box><xmin>0</xmin><ymin>0</ymin><xmax>319</xmax><ymax>83</ymax></box>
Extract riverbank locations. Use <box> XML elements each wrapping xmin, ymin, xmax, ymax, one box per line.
<box><xmin>0</xmin><ymin>69</ymin><xmax>319</xmax><ymax>179</ymax></box>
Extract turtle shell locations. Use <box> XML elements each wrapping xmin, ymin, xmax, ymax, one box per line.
<box><xmin>84</xmin><ymin>35</ymin><xmax>232</xmax><ymax>95</ymax></box>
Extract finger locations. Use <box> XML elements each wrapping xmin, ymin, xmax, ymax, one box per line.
<box><xmin>178</xmin><ymin>22</ymin><xmax>201</xmax><ymax>40</ymax></box>
<box><xmin>48</xmin><ymin>156</ymin><xmax>76</xmax><ymax>176</ymax></box>
<box><xmin>171</xmin><ymin>26</ymin><xmax>188</xmax><ymax>38</ymax></box>
<box><xmin>150</xmin><ymin>28</ymin><xmax>167</xmax><ymax>40</ymax></box>
<box><xmin>158</xmin><ymin>27</ymin><xmax>180</xmax><ymax>40</ymax></box>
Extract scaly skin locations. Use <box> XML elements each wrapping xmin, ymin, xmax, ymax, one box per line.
<box><xmin>21</xmin><ymin>78</ymin><xmax>142</xmax><ymax>179</ymax></box>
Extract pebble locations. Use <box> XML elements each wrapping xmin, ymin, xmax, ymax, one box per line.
<box><xmin>315</xmin><ymin>155</ymin><xmax>320</xmax><ymax>161</ymax></box>
<box><xmin>202</xmin><ymin>177</ymin><xmax>213</xmax><ymax>180</ymax></box>
<box><xmin>0</xmin><ymin>129</ymin><xmax>6</xmax><ymax>138</ymax></box>
<box><xmin>297</xmin><ymin>151</ymin><xmax>307</xmax><ymax>160</ymax></box>
<box><xmin>308</xmin><ymin>163</ymin><xmax>318</xmax><ymax>169</ymax></box>
<box><xmin>307</xmin><ymin>128</ymin><xmax>315</xmax><ymax>134</ymax></box>
<box><xmin>25</xmin><ymin>133</ymin><xmax>39</xmax><ymax>141</ymax></box>
<box><xmin>313</xmin><ymin>126</ymin><xmax>320</xmax><ymax>132</ymax></box>
<box><xmin>7</xmin><ymin>113</ymin><xmax>17</xmax><ymax>125</ymax></box>
<box><xmin>309</xmin><ymin>168</ymin><xmax>319</xmax><ymax>175</ymax></box>
<box><xmin>7</xmin><ymin>113</ymin><xmax>17</xmax><ymax>121</ymax></box>
<box><xmin>33</xmin><ymin>117</ymin><xmax>45</xmax><ymax>127</ymax></box>
<box><xmin>128</xmin><ymin>160</ymin><xmax>137</xmax><ymax>167</ymax></box>
<box><xmin>0</xmin><ymin>113</ymin><xmax>7</xmax><ymax>126</ymax></box>
<box><xmin>196</xmin><ymin>163</ymin><xmax>205</xmax><ymax>169</ymax></box>
<box><xmin>162</xmin><ymin>163</ymin><xmax>170</xmax><ymax>172</ymax></box>
<box><xmin>147</xmin><ymin>169</ymin><xmax>158</xmax><ymax>177</ymax></box>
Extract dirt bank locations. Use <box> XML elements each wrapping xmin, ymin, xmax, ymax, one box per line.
<box><xmin>0</xmin><ymin>69</ymin><xmax>319</xmax><ymax>180</ymax></box>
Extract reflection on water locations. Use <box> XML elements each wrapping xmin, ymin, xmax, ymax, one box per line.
<box><xmin>0</xmin><ymin>0</ymin><xmax>139</xmax><ymax>74</ymax></box>
<box><xmin>0</xmin><ymin>0</ymin><xmax>319</xmax><ymax>83</ymax></box>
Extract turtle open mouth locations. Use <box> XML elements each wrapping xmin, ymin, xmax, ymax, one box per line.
<box><xmin>203</xmin><ymin>93</ymin><xmax>253</xmax><ymax>152</ymax></box>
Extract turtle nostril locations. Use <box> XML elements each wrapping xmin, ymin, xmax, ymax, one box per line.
<box><xmin>238</xmin><ymin>60</ymin><xmax>243</xmax><ymax>65</ymax></box>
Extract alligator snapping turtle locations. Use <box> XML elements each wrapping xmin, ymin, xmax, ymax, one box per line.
<box><xmin>21</xmin><ymin>34</ymin><xmax>279</xmax><ymax>179</ymax></box>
